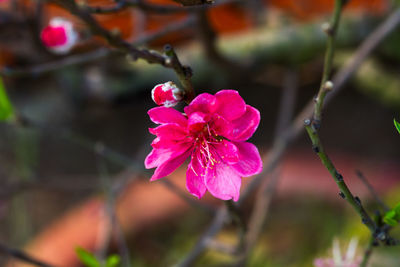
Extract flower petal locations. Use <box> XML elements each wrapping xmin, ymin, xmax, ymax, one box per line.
<box><xmin>212</xmin><ymin>140</ymin><xmax>239</xmax><ymax>165</ymax></box>
<box><xmin>186</xmin><ymin>152</ymin><xmax>207</xmax><ymax>199</ymax></box>
<box><xmin>145</xmin><ymin>142</ymin><xmax>192</xmax><ymax>169</ymax></box>
<box><xmin>148</xmin><ymin>107</ymin><xmax>187</xmax><ymax>127</ymax></box>
<box><xmin>184</xmin><ymin>93</ymin><xmax>217</xmax><ymax>116</ymax></box>
<box><xmin>215</xmin><ymin>90</ymin><xmax>246</xmax><ymax>121</ymax></box>
<box><xmin>149</xmin><ymin>123</ymin><xmax>189</xmax><ymax>148</ymax></box>
<box><xmin>150</xmin><ymin>148</ymin><xmax>192</xmax><ymax>181</ymax></box>
<box><xmin>205</xmin><ymin>162</ymin><xmax>242</xmax><ymax>201</ymax></box>
<box><xmin>188</xmin><ymin>112</ymin><xmax>207</xmax><ymax>133</ymax></box>
<box><xmin>231</xmin><ymin>142</ymin><xmax>262</xmax><ymax>177</ymax></box>
<box><xmin>210</xmin><ymin>114</ymin><xmax>232</xmax><ymax>137</ymax></box>
<box><xmin>229</xmin><ymin>105</ymin><xmax>260</xmax><ymax>141</ymax></box>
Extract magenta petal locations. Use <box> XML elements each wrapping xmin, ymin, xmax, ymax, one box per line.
<box><xmin>215</xmin><ymin>90</ymin><xmax>246</xmax><ymax>121</ymax></box>
<box><xmin>188</xmin><ymin>112</ymin><xmax>207</xmax><ymax>133</ymax></box>
<box><xmin>150</xmin><ymin>148</ymin><xmax>192</xmax><ymax>181</ymax></box>
<box><xmin>149</xmin><ymin>123</ymin><xmax>189</xmax><ymax>148</ymax></box>
<box><xmin>229</xmin><ymin>105</ymin><xmax>260</xmax><ymax>141</ymax></box>
<box><xmin>212</xmin><ymin>140</ymin><xmax>239</xmax><ymax>164</ymax></box>
<box><xmin>150</xmin><ymin>123</ymin><xmax>187</xmax><ymax>137</ymax></box>
<box><xmin>184</xmin><ymin>93</ymin><xmax>217</xmax><ymax>116</ymax></box>
<box><xmin>231</xmin><ymin>142</ymin><xmax>262</xmax><ymax>177</ymax></box>
<box><xmin>145</xmin><ymin>142</ymin><xmax>191</xmax><ymax>169</ymax></box>
<box><xmin>205</xmin><ymin>162</ymin><xmax>242</xmax><ymax>201</ymax></box>
<box><xmin>186</xmin><ymin>153</ymin><xmax>207</xmax><ymax>199</ymax></box>
<box><xmin>210</xmin><ymin>114</ymin><xmax>232</xmax><ymax>137</ymax></box>
<box><xmin>148</xmin><ymin>107</ymin><xmax>187</xmax><ymax>127</ymax></box>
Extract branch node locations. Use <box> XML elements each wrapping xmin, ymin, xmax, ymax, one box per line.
<box><xmin>335</xmin><ymin>171</ymin><xmax>344</xmax><ymax>182</ymax></box>
<box><xmin>183</xmin><ymin>66</ymin><xmax>193</xmax><ymax>78</ymax></box>
<box><xmin>321</xmin><ymin>22</ymin><xmax>333</xmax><ymax>35</ymax></box>
<box><xmin>164</xmin><ymin>57</ymin><xmax>172</xmax><ymax>66</ymax></box>
<box><xmin>355</xmin><ymin>196</ymin><xmax>362</xmax><ymax>206</ymax></box>
<box><xmin>323</xmin><ymin>80</ymin><xmax>334</xmax><ymax>91</ymax></box>
<box><xmin>312</xmin><ymin>119</ymin><xmax>321</xmax><ymax>130</ymax></box>
<box><xmin>374</xmin><ymin>230</ymin><xmax>386</xmax><ymax>241</ymax></box>
<box><xmin>164</xmin><ymin>44</ymin><xmax>173</xmax><ymax>55</ymax></box>
<box><xmin>312</xmin><ymin>145</ymin><xmax>320</xmax><ymax>153</ymax></box>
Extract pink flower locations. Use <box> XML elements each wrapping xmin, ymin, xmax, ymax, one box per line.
<box><xmin>145</xmin><ymin>90</ymin><xmax>262</xmax><ymax>201</ymax></box>
<box><xmin>151</xmin><ymin>81</ymin><xmax>183</xmax><ymax>107</ymax></box>
<box><xmin>41</xmin><ymin>17</ymin><xmax>78</xmax><ymax>54</ymax></box>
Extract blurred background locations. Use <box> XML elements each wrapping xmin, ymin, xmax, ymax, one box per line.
<box><xmin>0</xmin><ymin>0</ymin><xmax>400</xmax><ymax>266</ymax></box>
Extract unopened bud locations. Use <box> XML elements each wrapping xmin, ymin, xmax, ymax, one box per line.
<box><xmin>151</xmin><ymin>81</ymin><xmax>183</xmax><ymax>107</ymax></box>
<box><xmin>41</xmin><ymin>17</ymin><xmax>78</xmax><ymax>54</ymax></box>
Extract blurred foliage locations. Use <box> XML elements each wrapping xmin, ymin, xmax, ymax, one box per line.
<box><xmin>394</xmin><ymin>118</ymin><xmax>400</xmax><ymax>134</ymax></box>
<box><xmin>76</xmin><ymin>247</ymin><xmax>121</xmax><ymax>267</ymax></box>
<box><xmin>122</xmin><ymin>195</ymin><xmax>400</xmax><ymax>266</ymax></box>
<box><xmin>0</xmin><ymin>77</ymin><xmax>14</xmax><ymax>121</ymax></box>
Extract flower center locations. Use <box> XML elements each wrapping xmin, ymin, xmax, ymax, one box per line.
<box><xmin>191</xmin><ymin>124</ymin><xmax>223</xmax><ymax>175</ymax></box>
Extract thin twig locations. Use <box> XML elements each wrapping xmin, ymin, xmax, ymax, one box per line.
<box><xmin>0</xmin><ymin>178</ymin><xmax>95</xmax><ymax>200</ymax></box>
<box><xmin>360</xmin><ymin>236</ymin><xmax>376</xmax><ymax>267</ymax></box>
<box><xmin>329</xmin><ymin>8</ymin><xmax>400</xmax><ymax>99</ymax></box>
<box><xmin>133</xmin><ymin>16</ymin><xmax>196</xmax><ymax>46</ymax></box>
<box><xmin>62</xmin><ymin>131</ymin><xmax>213</xmax><ymax>213</ymax></box>
<box><xmin>96</xmin><ymin>154</ymin><xmax>132</xmax><ymax>267</ymax></box>
<box><xmin>304</xmin><ymin>0</ymin><xmax>378</xmax><ymax>232</ymax></box>
<box><xmin>0</xmin><ymin>49</ymin><xmax>110</xmax><ymax>77</ymax></box>
<box><xmin>48</xmin><ymin>0</ymin><xmax>165</xmax><ymax>65</ymax></box>
<box><xmin>177</xmin><ymin>207</ymin><xmax>227</xmax><ymax>267</ymax></box>
<box><xmin>0</xmin><ymin>242</ymin><xmax>56</xmax><ymax>267</ymax></box>
<box><xmin>244</xmin><ymin>5</ymin><xmax>400</xmax><ymax>205</ymax></box>
<box><xmin>48</xmin><ymin>0</ymin><xmax>196</xmax><ymax>98</ymax></box>
<box><xmin>163</xmin><ymin>44</ymin><xmax>195</xmax><ymax>102</ymax></box>
<box><xmin>161</xmin><ymin>179</ymin><xmax>215</xmax><ymax>214</ymax></box>
<box><xmin>303</xmin><ymin>0</ymin><xmax>393</xmax><ymax>242</ymax></box>
<box><xmin>1</xmin><ymin>16</ymin><xmax>196</xmax><ymax>77</ymax></box>
<box><xmin>237</xmin><ymin>69</ymin><xmax>298</xmax><ymax>264</ymax></box>
<box><xmin>85</xmin><ymin>0</ymin><xmax>240</xmax><ymax>14</ymax></box>
<box><xmin>195</xmin><ymin>9</ymin><xmax>246</xmax><ymax>75</ymax></box>
<box><xmin>313</xmin><ymin>0</ymin><xmax>345</xmax><ymax>122</ymax></box>
<box><xmin>225</xmin><ymin>200</ymin><xmax>246</xmax><ymax>251</ymax></box>
<box><xmin>179</xmin><ymin>5</ymin><xmax>400</xmax><ymax>266</ymax></box>
<box><xmin>304</xmin><ymin>122</ymin><xmax>377</xmax><ymax>232</ymax></box>
<box><xmin>356</xmin><ymin>170</ymin><xmax>390</xmax><ymax>212</ymax></box>
<box><xmin>6</xmin><ymin>116</ymin><xmax>214</xmax><ymax>214</ymax></box>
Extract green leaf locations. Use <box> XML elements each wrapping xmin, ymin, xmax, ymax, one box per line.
<box><xmin>383</xmin><ymin>207</ymin><xmax>400</xmax><ymax>227</ymax></box>
<box><xmin>106</xmin><ymin>254</ymin><xmax>121</xmax><ymax>267</ymax></box>
<box><xmin>0</xmin><ymin>77</ymin><xmax>14</xmax><ymax>121</ymax></box>
<box><xmin>394</xmin><ymin>118</ymin><xmax>400</xmax><ymax>134</ymax></box>
<box><xmin>384</xmin><ymin>210</ymin><xmax>397</xmax><ymax>219</ymax></box>
<box><xmin>394</xmin><ymin>203</ymin><xmax>400</xmax><ymax>217</ymax></box>
<box><xmin>383</xmin><ymin>210</ymin><xmax>398</xmax><ymax>226</ymax></box>
<box><xmin>384</xmin><ymin>216</ymin><xmax>398</xmax><ymax>227</ymax></box>
<box><xmin>76</xmin><ymin>247</ymin><xmax>101</xmax><ymax>267</ymax></box>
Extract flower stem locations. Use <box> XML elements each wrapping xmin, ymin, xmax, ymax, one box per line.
<box><xmin>304</xmin><ymin>123</ymin><xmax>376</xmax><ymax>232</ymax></box>
<box><xmin>360</xmin><ymin>236</ymin><xmax>375</xmax><ymax>267</ymax></box>
<box><xmin>314</xmin><ymin>0</ymin><xmax>345</xmax><ymax>122</ymax></box>
<box><xmin>305</xmin><ymin>0</ymin><xmax>378</xmax><ymax>235</ymax></box>
<box><xmin>164</xmin><ymin>45</ymin><xmax>195</xmax><ymax>103</ymax></box>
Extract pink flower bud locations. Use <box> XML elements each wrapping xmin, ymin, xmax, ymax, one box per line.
<box><xmin>151</xmin><ymin>82</ymin><xmax>183</xmax><ymax>107</ymax></box>
<box><xmin>41</xmin><ymin>17</ymin><xmax>78</xmax><ymax>54</ymax></box>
